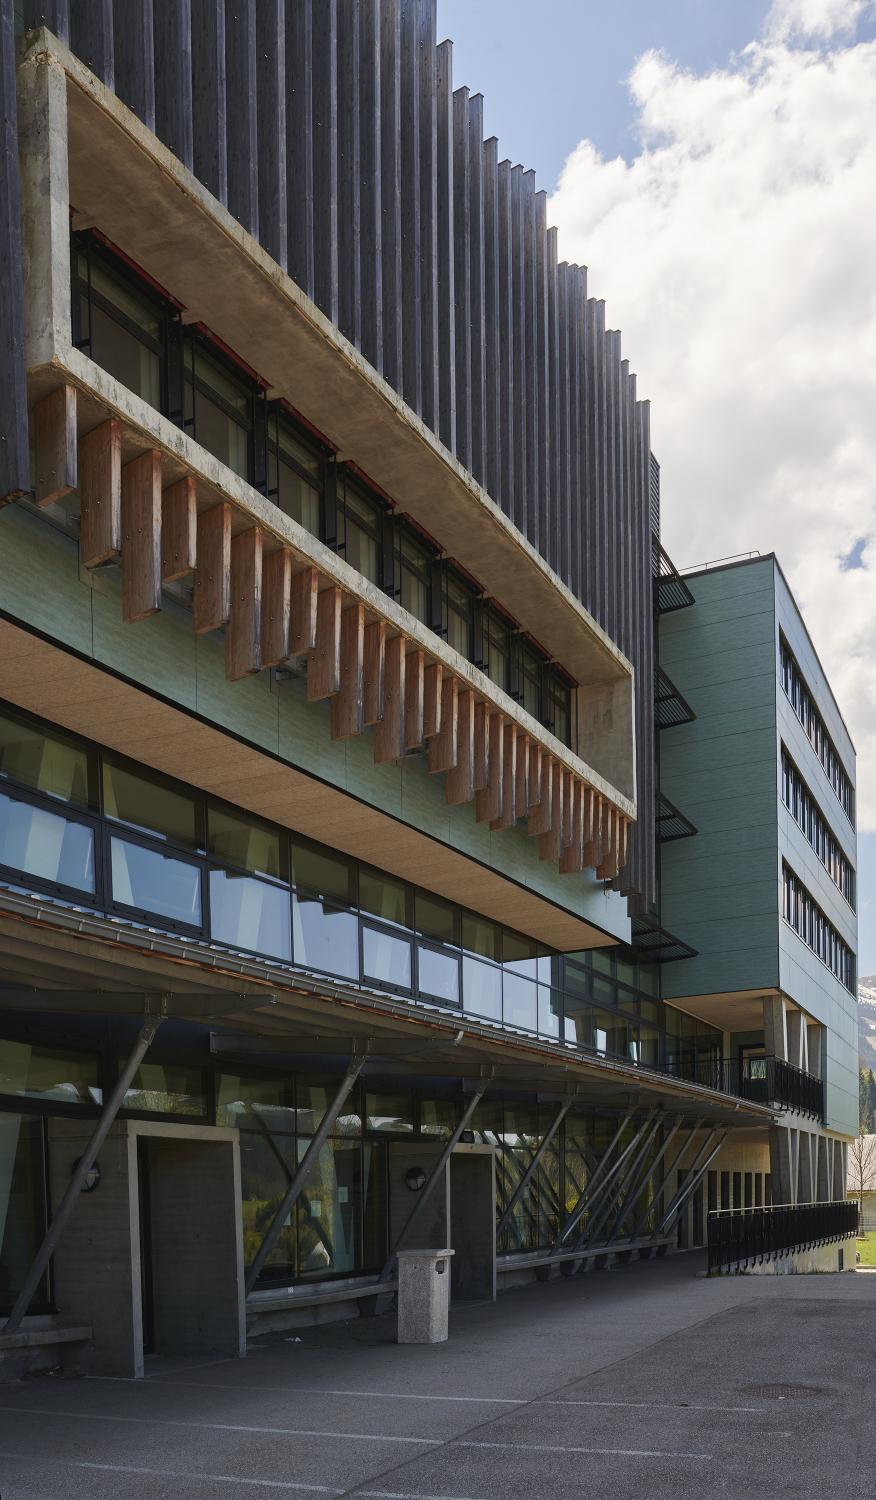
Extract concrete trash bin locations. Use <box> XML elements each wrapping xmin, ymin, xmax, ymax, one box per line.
<box><xmin>396</xmin><ymin>1248</ymin><xmax>455</xmax><ymax>1344</ymax></box>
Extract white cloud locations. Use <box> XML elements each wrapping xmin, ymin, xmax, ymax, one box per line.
<box><xmin>767</xmin><ymin>0</ymin><xmax>873</xmax><ymax>41</ymax></box>
<box><xmin>549</xmin><ymin>25</ymin><xmax>876</xmax><ymax>828</ymax></box>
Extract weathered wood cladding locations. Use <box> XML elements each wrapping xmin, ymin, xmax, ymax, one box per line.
<box><xmin>11</xmin><ymin>0</ymin><xmax>657</xmax><ymax>907</ymax></box>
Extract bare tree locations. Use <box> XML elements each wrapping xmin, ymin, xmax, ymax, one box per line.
<box><xmin>848</xmin><ymin>1128</ymin><xmax>876</xmax><ymax>1218</ymax></box>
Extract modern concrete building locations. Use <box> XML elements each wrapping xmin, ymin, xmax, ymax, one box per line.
<box><xmin>0</xmin><ymin>5</ymin><xmax>857</xmax><ymax>1377</ymax></box>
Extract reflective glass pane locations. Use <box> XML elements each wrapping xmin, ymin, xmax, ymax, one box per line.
<box><xmin>421</xmin><ymin>1099</ymin><xmax>460</xmax><ymax>1139</ymax></box>
<box><xmin>461</xmin><ymin>913</ymin><xmax>501</xmax><ymax>962</ymax></box>
<box><xmin>415</xmin><ymin>891</ymin><xmax>458</xmax><ymax>945</ymax></box>
<box><xmin>362</xmin><ymin>925</ymin><xmax>412</xmax><ymax>990</ymax></box>
<box><xmin>192</xmin><ymin>384</ymin><xmax>249</xmax><ymax>477</ymax></box>
<box><xmin>462</xmin><ymin>956</ymin><xmax>502</xmax><ymax>1020</ymax></box>
<box><xmin>563</xmin><ymin>993</ymin><xmax>592</xmax><ymax>1048</ymax></box>
<box><xmin>124</xmin><ymin>1061</ymin><xmax>205</xmax><ymax>1115</ymax></box>
<box><xmin>359</xmin><ymin>869</ymin><xmax>408</xmax><ymax>928</ymax></box>
<box><xmin>361</xmin><ymin>1141</ymin><xmax>388</xmax><ymax>1268</ymax></box>
<box><xmin>538</xmin><ymin>986</ymin><xmax>562</xmax><ymax>1039</ymax></box>
<box><xmin>502</xmin><ymin>929</ymin><xmax>539</xmax><ymax>977</ymax></box>
<box><xmin>208</xmin><ymin>806</ymin><xmax>285</xmax><ymax>880</ymax></box>
<box><xmin>366</xmin><ymin>1091</ymin><xmax>414</xmax><ymax>1133</ymax></box>
<box><xmin>417</xmin><ymin>945</ymin><xmax>460</xmax><ymax>1005</ymax></box>
<box><xmin>0</xmin><ymin>711</ymin><xmax>93</xmax><ymax>807</ymax></box>
<box><xmin>296</xmin><ymin>1080</ymin><xmax>362</xmax><ymax>1137</ymax></box>
<box><xmin>209</xmin><ymin>869</ymin><xmax>291</xmax><ymax>958</ymax></box>
<box><xmin>0</xmin><ymin>1115</ymin><xmax>48</xmax><ymax>1312</ymax></box>
<box><xmin>103</xmin><ymin>757</ymin><xmax>201</xmax><ymax>850</ymax></box>
<box><xmin>89</xmin><ymin>301</ymin><xmax>161</xmax><ymax>407</ymax></box>
<box><xmin>240</xmin><ymin>1132</ymin><xmax>296</xmax><ymax>1281</ymax></box>
<box><xmin>275</xmin><ymin>457</ymin><xmax>320</xmax><ymax>533</ymax></box>
<box><xmin>292</xmin><ymin>895</ymin><xmax>359</xmax><ymax>978</ymax></box>
<box><xmin>503</xmin><ymin>973</ymin><xmax>538</xmax><ymax>1031</ymax></box>
<box><xmin>0</xmin><ymin>792</ymin><xmax>94</xmax><ymax>893</ymax></box>
<box><xmin>290</xmin><ymin>841</ymin><xmax>354</xmax><ymax>903</ymax></box>
<box><xmin>216</xmin><ymin>1071</ymin><xmax>294</xmax><ymax>1132</ymax></box>
<box><xmin>0</xmin><ymin>1040</ymin><xmax>100</xmax><ymax>1105</ymax></box>
<box><xmin>112</xmin><ymin>836</ymin><xmax>201</xmax><ymax>925</ymax></box>
<box><xmin>297</xmin><ymin>1140</ymin><xmax>359</xmax><ymax>1277</ymax></box>
<box><xmin>591</xmin><ymin>950</ymin><xmax>613</xmax><ymax>976</ymax></box>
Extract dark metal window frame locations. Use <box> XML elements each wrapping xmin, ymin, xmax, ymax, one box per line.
<box><xmin>781</xmin><ymin>745</ymin><xmax>855</xmax><ymax>909</ymax></box>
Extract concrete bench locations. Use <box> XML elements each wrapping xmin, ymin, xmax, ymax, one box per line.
<box><xmin>247</xmin><ymin>1279</ymin><xmax>397</xmax><ymax>1327</ymax></box>
<box><xmin>0</xmin><ymin>1322</ymin><xmax>92</xmax><ymax>1353</ymax></box>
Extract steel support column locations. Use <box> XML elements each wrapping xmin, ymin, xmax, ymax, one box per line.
<box><xmin>577</xmin><ymin>1112</ymin><xmax>663</xmax><ymax>1248</ymax></box>
<box><xmin>495</xmin><ymin>1097</ymin><xmax>572</xmax><ymax>1241</ymax></box>
<box><xmin>657</xmin><ymin>1129</ymin><xmax>727</xmax><ymax>1235</ymax></box>
<box><xmin>626</xmin><ymin>1117</ymin><xmax>704</xmax><ymax>1243</ymax></box>
<box><xmin>245</xmin><ymin>1055</ymin><xmax>366</xmax><ymax>1295</ymax></box>
<box><xmin>588</xmin><ymin>1113</ymin><xmax>685</xmax><ymax>1248</ymax></box>
<box><xmin>551</xmin><ymin>1108</ymin><xmax>640</xmax><ymax>1253</ymax></box>
<box><xmin>379</xmin><ymin>1082</ymin><xmax>488</xmax><ymax>1281</ymax></box>
<box><xmin>3</xmin><ymin>1016</ymin><xmax>163</xmax><ymax>1335</ymax></box>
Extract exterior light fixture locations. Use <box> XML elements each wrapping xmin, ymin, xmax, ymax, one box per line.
<box><xmin>72</xmin><ymin>1157</ymin><xmax>101</xmax><ymax>1194</ymax></box>
<box><xmin>405</xmin><ymin>1166</ymin><xmax>427</xmax><ymax>1192</ymax></box>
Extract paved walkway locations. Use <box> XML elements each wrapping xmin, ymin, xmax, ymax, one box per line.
<box><xmin>1</xmin><ymin>1253</ymin><xmax>874</xmax><ymax>1498</ymax></box>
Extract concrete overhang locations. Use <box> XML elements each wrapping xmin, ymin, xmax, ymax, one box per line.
<box><xmin>669</xmin><ymin>988</ymin><xmax>808</xmax><ymax>1034</ymax></box>
<box><xmin>0</xmin><ymin>618</ymin><xmax>619</xmax><ymax>952</ymax></box>
<box><xmin>0</xmin><ymin>887</ymin><xmax>776</xmax><ymax>1126</ymax></box>
<box><xmin>18</xmin><ymin>30</ymin><xmax>632</xmax><ymax>697</ymax></box>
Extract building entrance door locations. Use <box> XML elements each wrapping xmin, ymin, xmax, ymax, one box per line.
<box><xmin>132</xmin><ymin>1124</ymin><xmax>245</xmax><ymax>1367</ymax></box>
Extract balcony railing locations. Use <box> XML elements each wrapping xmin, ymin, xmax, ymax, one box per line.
<box><xmin>671</xmin><ymin>1056</ymin><xmax>824</xmax><ymax>1119</ymax></box>
<box><xmin>707</xmin><ymin>1200</ymin><xmax>858</xmax><ymax>1274</ymax></box>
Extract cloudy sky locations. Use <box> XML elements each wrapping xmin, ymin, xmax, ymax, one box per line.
<box><xmin>440</xmin><ymin>0</ymin><xmax>876</xmax><ymax>969</ymax></box>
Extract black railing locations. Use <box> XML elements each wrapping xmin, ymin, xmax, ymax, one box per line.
<box><xmin>671</xmin><ymin>1055</ymin><xmax>824</xmax><ymax>1119</ymax></box>
<box><xmin>707</xmin><ymin>1200</ymin><xmax>858</xmax><ymax>1274</ymax></box>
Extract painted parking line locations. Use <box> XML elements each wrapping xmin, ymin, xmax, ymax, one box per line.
<box><xmin>0</xmin><ymin>1405</ymin><xmax>439</xmax><ymax>1446</ymax></box>
<box><xmin>455</xmin><ymin>1439</ymin><xmax>713</xmax><ymax>1459</ymax></box>
<box><xmin>0</xmin><ymin>1452</ymin><xmax>341</xmax><ymax>1491</ymax></box>
<box><xmin>124</xmin><ymin>1378</ymin><xmax>525</xmax><ymax>1405</ymax></box>
<box><xmin>540</xmin><ymin>1397</ymin><xmax>767</xmax><ymax>1414</ymax></box>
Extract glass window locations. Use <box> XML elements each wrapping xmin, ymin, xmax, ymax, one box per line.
<box><xmin>0</xmin><ymin>791</ymin><xmax>94</xmax><ymax>893</ymax></box>
<box><xmin>270</xmin><ymin>416</ymin><xmax>322</xmax><ymax>535</ymax></box>
<box><xmin>0</xmin><ymin>1040</ymin><xmax>100</xmax><ymax>1105</ymax></box>
<box><xmin>590</xmin><ymin>949</ymin><xmax>614</xmax><ymax>976</ymax></box>
<box><xmin>514</xmin><ymin>642</ymin><xmax>543</xmax><ymax>722</ymax></box>
<box><xmin>76</xmin><ymin>249</ymin><xmax>164</xmax><ymax>409</ymax></box>
<box><xmin>124</xmin><ymin>1061</ymin><xmax>205</xmax><ymax>1116</ymax></box>
<box><xmin>482</xmin><ymin>605</ymin><xmax>511</xmax><ymax>693</ymax></box>
<box><xmin>538</xmin><ymin>987</ymin><xmax>562</xmax><ymax>1039</ymax></box>
<box><xmin>185</xmin><ymin>342</ymin><xmax>252</xmax><ymax>480</ymax></box>
<box><xmin>462</xmin><ymin>955</ymin><xmax>502</xmax><ymax>1021</ymax></box>
<box><xmin>111</xmin><ymin>836</ymin><xmax>201</xmax><ymax>926</ymax></box>
<box><xmin>293</xmin><ymin>895</ymin><xmax>359</xmax><ymax>979</ymax></box>
<box><xmin>563</xmin><ymin>992</ymin><xmax>592</xmax><ymax>1048</ymax></box>
<box><xmin>361</xmin><ymin>1140</ymin><xmax>388</xmax><ymax>1269</ymax></box>
<box><xmin>0</xmin><ymin>710</ymin><xmax>94</xmax><ymax>808</ymax></box>
<box><xmin>362</xmin><ymin>924</ymin><xmax>413</xmax><ymax>991</ymax></box>
<box><xmin>240</xmin><ymin>1131</ymin><xmax>297</xmax><ymax>1281</ymax></box>
<box><xmin>103</xmin><ymin>757</ymin><xmax>202</xmax><ymax>851</ymax></box>
<box><xmin>462</xmin><ymin>913</ymin><xmax>501</xmax><ymax>963</ymax></box>
<box><xmin>421</xmin><ymin>1099</ymin><xmax>461</xmax><ymax>1139</ymax></box>
<box><xmin>337</xmin><ymin>479</ymin><xmax>382</xmax><ymax>584</ymax></box>
<box><xmin>444</xmin><ymin>570</ymin><xmax>475</xmax><ymax>660</ymax></box>
<box><xmin>296</xmin><ymin>1140</ymin><xmax>360</xmax><ymax>1277</ymax></box>
<box><xmin>502</xmin><ymin>929</ymin><xmax>540</xmax><ymax>979</ymax></box>
<box><xmin>365</xmin><ymin>1091</ymin><xmax>414</xmax><ymax>1134</ymax></box>
<box><xmin>417</xmin><ymin>944</ymin><xmax>460</xmax><ymax>1005</ymax></box>
<box><xmin>415</xmin><ymin>891</ymin><xmax>459</xmax><ymax>946</ymax></box>
<box><xmin>291</xmin><ymin>840</ymin><xmax>354</xmax><ymax>904</ymax></box>
<box><xmin>503</xmin><ymin>973</ymin><xmax>538</xmax><ymax>1031</ymax></box>
<box><xmin>216</xmin><ymin>1071</ymin><xmax>294</xmax><ymax>1133</ymax></box>
<box><xmin>208</xmin><ymin>806</ymin><xmax>286</xmax><ymax>881</ymax></box>
<box><xmin>0</xmin><ymin>1114</ymin><xmax>48</xmax><ymax>1313</ymax></box>
<box><xmin>395</xmin><ymin>529</ymin><xmax>433</xmax><ymax>625</ymax></box>
<box><xmin>209</xmin><ymin>869</ymin><xmax>291</xmax><ymax>959</ymax></box>
<box><xmin>359</xmin><ymin>869</ymin><xmax>408</xmax><ymax>928</ymax></box>
<box><xmin>296</xmin><ymin>1080</ymin><xmax>362</xmax><ymax>1137</ymax></box>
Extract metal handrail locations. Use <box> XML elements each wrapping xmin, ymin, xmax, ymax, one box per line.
<box><xmin>707</xmin><ymin>1199</ymin><xmax>858</xmax><ymax>1274</ymax></box>
<box><xmin>668</xmin><ymin>1055</ymin><xmax>824</xmax><ymax>1120</ymax></box>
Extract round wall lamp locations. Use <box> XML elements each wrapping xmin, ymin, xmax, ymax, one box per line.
<box><xmin>72</xmin><ymin>1157</ymin><xmax>101</xmax><ymax>1194</ymax></box>
<box><xmin>404</xmin><ymin>1166</ymin><xmax>427</xmax><ymax>1192</ymax></box>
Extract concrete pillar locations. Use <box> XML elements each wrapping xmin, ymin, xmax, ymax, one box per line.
<box><xmin>806</xmin><ymin>1023</ymin><xmax>823</xmax><ymax>1079</ymax></box>
<box><xmin>816</xmin><ymin>1135</ymin><xmax>831</xmax><ymax>1202</ymax></box>
<box><xmin>769</xmin><ymin>1124</ymin><xmax>796</xmax><ymax>1206</ymax></box>
<box><xmin>17</xmin><ymin>44</ymin><xmax>72</xmax><ymax>367</ymax></box>
<box><xmin>762</xmin><ymin>996</ymin><xmax>788</xmax><ymax>1061</ymax></box>
<box><xmin>785</xmin><ymin>1009</ymin><xmax>805</xmax><ymax>1070</ymax></box>
<box><xmin>797</xmin><ymin>1131</ymin><xmax>814</xmax><ymax>1204</ymax></box>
